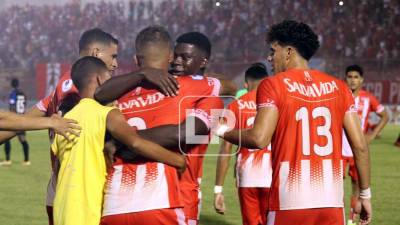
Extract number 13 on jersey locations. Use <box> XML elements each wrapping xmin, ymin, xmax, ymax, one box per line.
<box><xmin>296</xmin><ymin>106</ymin><xmax>333</xmax><ymax>156</ymax></box>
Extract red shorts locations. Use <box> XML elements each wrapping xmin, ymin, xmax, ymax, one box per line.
<box><xmin>267</xmin><ymin>208</ymin><xmax>344</xmax><ymax>225</ymax></box>
<box><xmin>238</xmin><ymin>187</ymin><xmax>269</xmax><ymax>225</ymax></box>
<box><xmin>101</xmin><ymin>208</ymin><xmax>186</xmax><ymax>225</ymax></box>
<box><xmin>343</xmin><ymin>157</ymin><xmax>359</xmax><ymax>182</ymax></box>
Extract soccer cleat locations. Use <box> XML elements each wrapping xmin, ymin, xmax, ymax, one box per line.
<box><xmin>22</xmin><ymin>161</ymin><xmax>31</xmax><ymax>166</ymax></box>
<box><xmin>0</xmin><ymin>160</ymin><xmax>12</xmax><ymax>166</ymax></box>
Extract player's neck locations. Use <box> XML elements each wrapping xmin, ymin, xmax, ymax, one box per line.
<box><xmin>286</xmin><ymin>57</ymin><xmax>309</xmax><ymax>71</ymax></box>
<box><xmin>353</xmin><ymin>88</ymin><xmax>362</xmax><ymax>96</ymax></box>
<box><xmin>79</xmin><ymin>87</ymin><xmax>96</xmax><ymax>99</ymax></box>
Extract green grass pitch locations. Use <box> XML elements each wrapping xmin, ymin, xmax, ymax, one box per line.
<box><xmin>0</xmin><ymin>125</ymin><xmax>399</xmax><ymax>225</ymax></box>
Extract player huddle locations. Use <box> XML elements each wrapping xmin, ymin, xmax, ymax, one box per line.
<box><xmin>0</xmin><ymin>20</ymin><xmax>381</xmax><ymax>225</ymax></box>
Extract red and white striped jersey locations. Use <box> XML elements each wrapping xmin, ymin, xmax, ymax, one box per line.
<box><xmin>342</xmin><ymin>89</ymin><xmax>384</xmax><ymax>157</ymax></box>
<box><xmin>257</xmin><ymin>69</ymin><xmax>356</xmax><ymax>210</ymax></box>
<box><xmin>102</xmin><ymin>75</ymin><xmax>222</xmax><ymax>216</ymax></box>
<box><xmin>227</xmin><ymin>90</ymin><xmax>272</xmax><ymax>188</ymax></box>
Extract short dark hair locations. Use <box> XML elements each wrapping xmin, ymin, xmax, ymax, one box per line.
<box><xmin>11</xmin><ymin>78</ymin><xmax>19</xmax><ymax>88</ymax></box>
<box><xmin>346</xmin><ymin>64</ymin><xmax>364</xmax><ymax>77</ymax></box>
<box><xmin>59</xmin><ymin>93</ymin><xmax>80</xmax><ymax>115</ymax></box>
<box><xmin>245</xmin><ymin>63</ymin><xmax>268</xmax><ymax>81</ymax></box>
<box><xmin>79</xmin><ymin>28</ymin><xmax>119</xmax><ymax>53</ymax></box>
<box><xmin>135</xmin><ymin>25</ymin><xmax>171</xmax><ymax>54</ymax></box>
<box><xmin>267</xmin><ymin>20</ymin><xmax>319</xmax><ymax>60</ymax></box>
<box><xmin>176</xmin><ymin>32</ymin><xmax>211</xmax><ymax>59</ymax></box>
<box><xmin>71</xmin><ymin>56</ymin><xmax>108</xmax><ymax>91</ymax></box>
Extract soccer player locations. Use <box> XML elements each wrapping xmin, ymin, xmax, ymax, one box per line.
<box><xmin>1</xmin><ymin>78</ymin><xmax>30</xmax><ymax>166</ymax></box>
<box><xmin>96</xmin><ymin>26</ymin><xmax>222</xmax><ymax>225</ymax></box>
<box><xmin>216</xmin><ymin>20</ymin><xmax>372</xmax><ymax>225</ymax></box>
<box><xmin>52</xmin><ymin>56</ymin><xmax>186</xmax><ymax>225</ymax></box>
<box><xmin>171</xmin><ymin>32</ymin><xmax>237</xmax><ymax>97</ymax></box>
<box><xmin>343</xmin><ymin>64</ymin><xmax>388</xmax><ymax>223</ymax></box>
<box><xmin>214</xmin><ymin>63</ymin><xmax>271</xmax><ymax>225</ymax></box>
<box><xmin>0</xmin><ymin>27</ymin><xmax>177</xmax><ymax>225</ymax></box>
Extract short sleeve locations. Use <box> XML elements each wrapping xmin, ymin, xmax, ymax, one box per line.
<box><xmin>36</xmin><ymin>92</ymin><xmax>54</xmax><ymax>112</ymax></box>
<box><xmin>257</xmin><ymin>78</ymin><xmax>279</xmax><ymax>109</ymax></box>
<box><xmin>187</xmin><ymin>96</ymin><xmax>224</xmax><ymax>129</ymax></box>
<box><xmin>369</xmin><ymin>94</ymin><xmax>385</xmax><ymax>113</ymax></box>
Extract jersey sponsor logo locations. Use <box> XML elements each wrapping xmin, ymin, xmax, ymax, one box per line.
<box><xmin>238</xmin><ymin>100</ymin><xmax>257</xmax><ymax>110</ymax></box>
<box><xmin>62</xmin><ymin>79</ymin><xmax>73</xmax><ymax>93</ymax></box>
<box><xmin>119</xmin><ymin>92</ymin><xmax>165</xmax><ymax>110</ymax></box>
<box><xmin>283</xmin><ymin>78</ymin><xmax>339</xmax><ymax>98</ymax></box>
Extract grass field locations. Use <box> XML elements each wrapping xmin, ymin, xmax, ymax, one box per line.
<box><xmin>0</xmin><ymin>125</ymin><xmax>399</xmax><ymax>225</ymax></box>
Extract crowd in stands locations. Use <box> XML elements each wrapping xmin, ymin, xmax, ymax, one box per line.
<box><xmin>0</xmin><ymin>0</ymin><xmax>399</xmax><ymax>70</ymax></box>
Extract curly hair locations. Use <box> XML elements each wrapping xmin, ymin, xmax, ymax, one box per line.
<box><xmin>267</xmin><ymin>20</ymin><xmax>320</xmax><ymax>60</ymax></box>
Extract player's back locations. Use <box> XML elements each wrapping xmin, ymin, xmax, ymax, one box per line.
<box><xmin>9</xmin><ymin>88</ymin><xmax>26</xmax><ymax>114</ymax></box>
<box><xmin>103</xmin><ymin>75</ymin><xmax>220</xmax><ymax>216</ymax></box>
<box><xmin>228</xmin><ymin>90</ymin><xmax>272</xmax><ymax>188</ymax></box>
<box><xmin>52</xmin><ymin>98</ymin><xmax>114</xmax><ymax>225</ymax></box>
<box><xmin>257</xmin><ymin>69</ymin><xmax>355</xmax><ymax>210</ymax></box>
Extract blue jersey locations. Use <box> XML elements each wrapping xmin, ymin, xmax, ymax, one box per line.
<box><xmin>9</xmin><ymin>88</ymin><xmax>26</xmax><ymax>114</ymax></box>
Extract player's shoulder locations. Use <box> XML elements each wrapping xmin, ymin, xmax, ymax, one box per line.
<box><xmin>359</xmin><ymin>89</ymin><xmax>375</xmax><ymax>98</ymax></box>
<box><xmin>56</xmin><ymin>70</ymin><xmax>75</xmax><ymax>93</ymax></box>
<box><xmin>239</xmin><ymin>89</ymin><xmax>256</xmax><ymax>101</ymax></box>
<box><xmin>178</xmin><ymin>75</ymin><xmax>221</xmax><ymax>96</ymax></box>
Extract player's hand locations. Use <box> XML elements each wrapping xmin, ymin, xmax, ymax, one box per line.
<box><xmin>355</xmin><ymin>198</ymin><xmax>372</xmax><ymax>225</ymax></box>
<box><xmin>50</xmin><ymin>114</ymin><xmax>81</xmax><ymax>141</ymax></box>
<box><xmin>141</xmin><ymin>67</ymin><xmax>180</xmax><ymax>97</ymax></box>
<box><xmin>214</xmin><ymin>193</ymin><xmax>226</xmax><ymax>214</ymax></box>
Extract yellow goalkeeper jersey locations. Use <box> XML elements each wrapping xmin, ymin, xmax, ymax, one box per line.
<box><xmin>52</xmin><ymin>98</ymin><xmax>115</xmax><ymax>225</ymax></box>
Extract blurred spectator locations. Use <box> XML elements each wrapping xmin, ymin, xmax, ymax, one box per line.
<box><xmin>0</xmin><ymin>0</ymin><xmax>398</xmax><ymax>70</ymax></box>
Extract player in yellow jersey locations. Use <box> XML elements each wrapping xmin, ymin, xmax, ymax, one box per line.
<box><xmin>51</xmin><ymin>56</ymin><xmax>186</xmax><ymax>225</ymax></box>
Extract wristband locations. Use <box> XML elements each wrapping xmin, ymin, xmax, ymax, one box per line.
<box><xmin>214</xmin><ymin>185</ymin><xmax>223</xmax><ymax>194</ymax></box>
<box><xmin>216</xmin><ymin>125</ymin><xmax>229</xmax><ymax>137</ymax></box>
<box><xmin>359</xmin><ymin>187</ymin><xmax>372</xmax><ymax>199</ymax></box>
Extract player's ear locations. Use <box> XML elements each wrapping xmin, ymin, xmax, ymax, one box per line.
<box><xmin>133</xmin><ymin>55</ymin><xmax>140</xmax><ymax>67</ymax></box>
<box><xmin>286</xmin><ymin>46</ymin><xmax>292</xmax><ymax>60</ymax></box>
<box><xmin>90</xmin><ymin>47</ymin><xmax>100</xmax><ymax>57</ymax></box>
<box><xmin>200</xmin><ymin>57</ymin><xmax>208</xmax><ymax>69</ymax></box>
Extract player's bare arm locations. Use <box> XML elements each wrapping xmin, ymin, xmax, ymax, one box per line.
<box><xmin>366</xmin><ymin>109</ymin><xmax>389</xmax><ymax>143</ymax></box>
<box><xmin>221</xmin><ymin>107</ymin><xmax>279</xmax><ymax>149</ymax></box>
<box><xmin>214</xmin><ymin>140</ymin><xmax>234</xmax><ymax>215</ymax></box>
<box><xmin>0</xmin><ymin>110</ymin><xmax>81</xmax><ymax>140</ymax></box>
<box><xmin>137</xmin><ymin>116</ymin><xmax>209</xmax><ymax>151</ymax></box>
<box><xmin>0</xmin><ymin>106</ymin><xmax>46</xmax><ymax>143</ymax></box>
<box><xmin>94</xmin><ymin>68</ymin><xmax>179</xmax><ymax>105</ymax></box>
<box><xmin>106</xmin><ymin>109</ymin><xmax>186</xmax><ymax>171</ymax></box>
<box><xmin>343</xmin><ymin>112</ymin><xmax>372</xmax><ymax>225</ymax></box>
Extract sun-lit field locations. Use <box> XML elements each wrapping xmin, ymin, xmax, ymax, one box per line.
<box><xmin>0</xmin><ymin>125</ymin><xmax>399</xmax><ymax>225</ymax></box>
